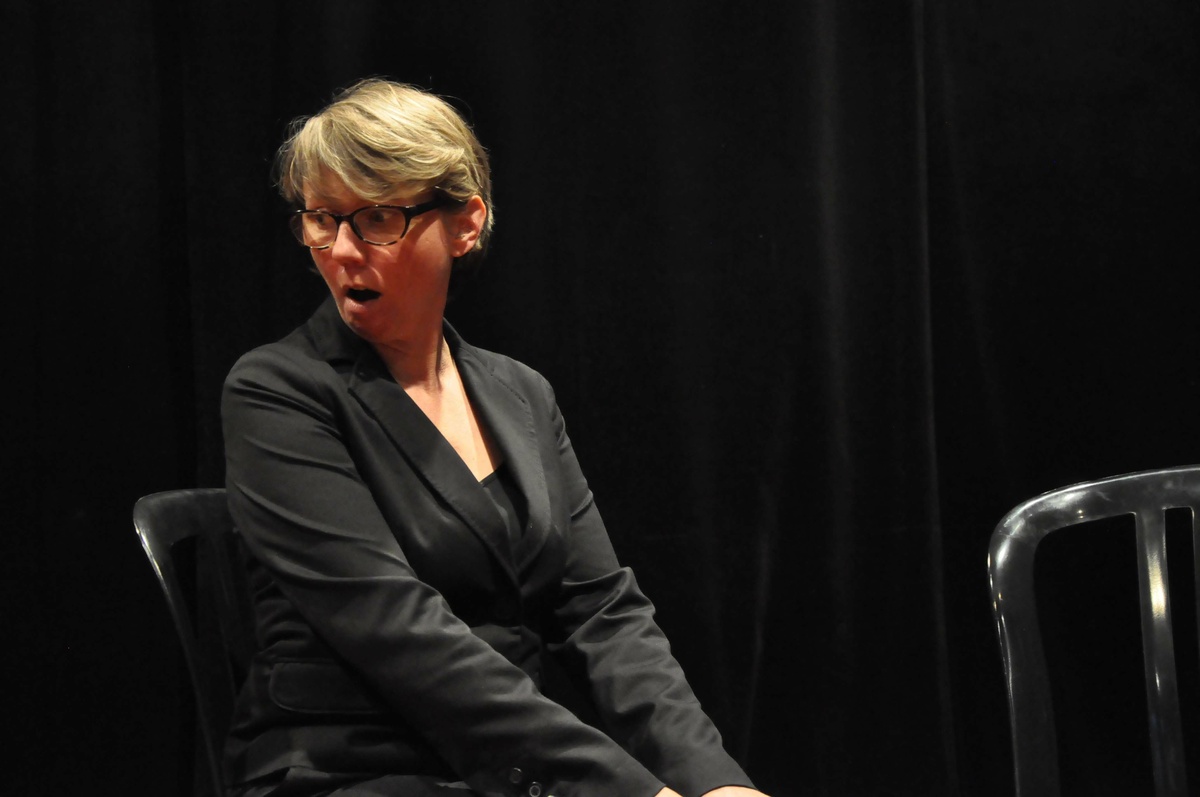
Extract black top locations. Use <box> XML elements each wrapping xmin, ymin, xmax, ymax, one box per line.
<box><xmin>480</xmin><ymin>462</ymin><xmax>526</xmax><ymax>544</ymax></box>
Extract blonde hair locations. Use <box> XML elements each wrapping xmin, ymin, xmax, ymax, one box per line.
<box><xmin>276</xmin><ymin>78</ymin><xmax>493</xmax><ymax>266</ymax></box>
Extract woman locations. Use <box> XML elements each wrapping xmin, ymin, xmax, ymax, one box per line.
<box><xmin>222</xmin><ymin>78</ymin><xmax>767</xmax><ymax>797</ymax></box>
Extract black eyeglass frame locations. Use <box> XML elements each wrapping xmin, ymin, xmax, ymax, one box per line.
<box><xmin>289</xmin><ymin>196</ymin><xmax>464</xmax><ymax>249</ymax></box>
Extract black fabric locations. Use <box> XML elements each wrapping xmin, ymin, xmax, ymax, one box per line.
<box><xmin>9</xmin><ymin>1</ymin><xmax>1199</xmax><ymax>795</ymax></box>
<box><xmin>221</xmin><ymin>303</ymin><xmax>752</xmax><ymax>795</ymax></box>
<box><xmin>233</xmin><ymin>768</ymin><xmax>479</xmax><ymax>797</ymax></box>
<box><xmin>481</xmin><ymin>464</ymin><xmax>528</xmax><ymax>545</ymax></box>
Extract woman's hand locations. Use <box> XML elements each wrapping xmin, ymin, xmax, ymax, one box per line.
<box><xmin>658</xmin><ymin>786</ymin><xmax>768</xmax><ymax>797</ymax></box>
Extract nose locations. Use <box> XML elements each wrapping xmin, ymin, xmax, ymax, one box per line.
<box><xmin>328</xmin><ymin>220</ymin><xmax>366</xmax><ymax>262</ymax></box>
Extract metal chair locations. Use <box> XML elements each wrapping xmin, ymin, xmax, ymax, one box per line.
<box><xmin>134</xmin><ymin>488</ymin><xmax>254</xmax><ymax>797</ymax></box>
<box><xmin>988</xmin><ymin>465</ymin><xmax>1199</xmax><ymax>797</ymax></box>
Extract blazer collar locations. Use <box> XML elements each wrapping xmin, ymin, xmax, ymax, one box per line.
<box><xmin>304</xmin><ymin>297</ymin><xmax>367</xmax><ymax>365</ymax></box>
<box><xmin>304</xmin><ymin>299</ymin><xmax>551</xmax><ymax>580</ymax></box>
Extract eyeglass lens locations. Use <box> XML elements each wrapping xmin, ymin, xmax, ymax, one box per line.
<box><xmin>292</xmin><ymin>207</ymin><xmax>410</xmax><ymax>247</ymax></box>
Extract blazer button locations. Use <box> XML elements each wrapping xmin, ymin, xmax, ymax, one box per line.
<box><xmin>507</xmin><ymin>767</ymin><xmax>524</xmax><ymax>785</ymax></box>
<box><xmin>527</xmin><ymin>783</ymin><xmax>543</xmax><ymax>797</ymax></box>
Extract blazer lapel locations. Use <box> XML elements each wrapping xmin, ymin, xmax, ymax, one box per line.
<box><xmin>451</xmin><ymin>332</ymin><xmax>554</xmax><ymax>571</ymax></box>
<box><xmin>304</xmin><ymin>301</ymin><xmax>555</xmax><ymax>585</ymax></box>
<box><xmin>304</xmin><ymin>301</ymin><xmax>520</xmax><ymax>585</ymax></box>
<box><xmin>349</xmin><ymin>355</ymin><xmax>521</xmax><ymax>585</ymax></box>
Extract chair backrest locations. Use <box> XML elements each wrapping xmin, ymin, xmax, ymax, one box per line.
<box><xmin>134</xmin><ymin>488</ymin><xmax>254</xmax><ymax>797</ymax></box>
<box><xmin>988</xmin><ymin>465</ymin><xmax>1200</xmax><ymax>797</ymax></box>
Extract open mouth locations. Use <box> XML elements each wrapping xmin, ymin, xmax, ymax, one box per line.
<box><xmin>346</xmin><ymin>288</ymin><xmax>381</xmax><ymax>303</ymax></box>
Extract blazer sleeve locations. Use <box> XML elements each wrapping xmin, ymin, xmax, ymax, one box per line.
<box><xmin>222</xmin><ymin>345</ymin><xmax>666</xmax><ymax>797</ymax></box>
<box><xmin>534</xmin><ymin>375</ymin><xmax>756</xmax><ymax>797</ymax></box>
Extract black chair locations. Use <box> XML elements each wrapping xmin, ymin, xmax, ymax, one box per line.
<box><xmin>988</xmin><ymin>465</ymin><xmax>1200</xmax><ymax>797</ymax></box>
<box><xmin>134</xmin><ymin>488</ymin><xmax>254</xmax><ymax>797</ymax></box>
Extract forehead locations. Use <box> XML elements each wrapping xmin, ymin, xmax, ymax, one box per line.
<box><xmin>302</xmin><ymin>172</ymin><xmax>424</xmax><ymax>209</ymax></box>
<box><xmin>302</xmin><ymin>178</ymin><xmax>359</xmax><ymax>208</ymax></box>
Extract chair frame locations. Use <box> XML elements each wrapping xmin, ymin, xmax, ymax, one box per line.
<box><xmin>988</xmin><ymin>465</ymin><xmax>1200</xmax><ymax>797</ymax></box>
<box><xmin>134</xmin><ymin>488</ymin><xmax>250</xmax><ymax>797</ymax></box>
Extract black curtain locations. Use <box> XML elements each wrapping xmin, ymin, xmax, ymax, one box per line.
<box><xmin>8</xmin><ymin>1</ymin><xmax>1198</xmax><ymax>795</ymax></box>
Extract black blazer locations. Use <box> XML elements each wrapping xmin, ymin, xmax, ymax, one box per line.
<box><xmin>221</xmin><ymin>299</ymin><xmax>752</xmax><ymax>797</ymax></box>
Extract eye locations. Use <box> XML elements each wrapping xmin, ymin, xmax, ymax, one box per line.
<box><xmin>356</xmin><ymin>208</ymin><xmax>407</xmax><ymax>242</ymax></box>
<box><xmin>363</xmin><ymin>208</ymin><xmax>397</xmax><ymax>226</ymax></box>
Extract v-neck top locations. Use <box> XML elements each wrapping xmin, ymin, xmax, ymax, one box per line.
<box><xmin>479</xmin><ymin>462</ymin><xmax>526</xmax><ymax>545</ymax></box>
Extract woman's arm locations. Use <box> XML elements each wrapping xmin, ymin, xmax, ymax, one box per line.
<box><xmin>534</xmin><ymin>374</ymin><xmax>758</xmax><ymax>797</ymax></box>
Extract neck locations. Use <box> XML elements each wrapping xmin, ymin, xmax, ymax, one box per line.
<box><xmin>375</xmin><ymin>323</ymin><xmax>451</xmax><ymax>392</ymax></box>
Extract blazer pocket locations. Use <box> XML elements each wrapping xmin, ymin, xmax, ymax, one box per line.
<box><xmin>268</xmin><ymin>659</ymin><xmax>389</xmax><ymax>716</ymax></box>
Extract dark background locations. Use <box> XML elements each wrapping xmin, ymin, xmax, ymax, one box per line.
<box><xmin>6</xmin><ymin>1</ymin><xmax>1199</xmax><ymax>795</ymax></box>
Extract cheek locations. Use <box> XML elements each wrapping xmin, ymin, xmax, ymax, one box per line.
<box><xmin>312</xmin><ymin>253</ymin><xmax>337</xmax><ymax>284</ymax></box>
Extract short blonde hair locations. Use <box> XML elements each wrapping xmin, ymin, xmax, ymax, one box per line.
<box><xmin>276</xmin><ymin>78</ymin><xmax>494</xmax><ymax>266</ymax></box>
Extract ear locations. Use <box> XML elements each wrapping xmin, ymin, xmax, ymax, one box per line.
<box><xmin>447</xmin><ymin>196</ymin><xmax>488</xmax><ymax>258</ymax></box>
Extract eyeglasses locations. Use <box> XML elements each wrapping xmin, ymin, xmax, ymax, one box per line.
<box><xmin>289</xmin><ymin>196</ymin><xmax>461</xmax><ymax>248</ymax></box>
